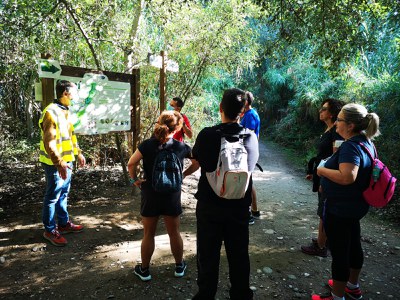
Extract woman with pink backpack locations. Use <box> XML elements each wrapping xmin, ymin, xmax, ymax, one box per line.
<box><xmin>311</xmin><ymin>103</ymin><xmax>380</xmax><ymax>300</ymax></box>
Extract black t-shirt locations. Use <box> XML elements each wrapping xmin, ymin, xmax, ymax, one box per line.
<box><xmin>308</xmin><ymin>126</ymin><xmax>343</xmax><ymax>192</ymax></box>
<box><xmin>316</xmin><ymin>126</ymin><xmax>343</xmax><ymax>162</ymax></box>
<box><xmin>138</xmin><ymin>137</ymin><xmax>192</xmax><ymax>191</ymax></box>
<box><xmin>192</xmin><ymin>122</ymin><xmax>259</xmax><ymax>204</ymax></box>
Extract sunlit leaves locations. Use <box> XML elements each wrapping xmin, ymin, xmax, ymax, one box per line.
<box><xmin>253</xmin><ymin>0</ymin><xmax>394</xmax><ymax>66</ymax></box>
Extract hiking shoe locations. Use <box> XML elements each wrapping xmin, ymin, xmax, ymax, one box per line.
<box><xmin>43</xmin><ymin>230</ymin><xmax>67</xmax><ymax>247</ymax></box>
<box><xmin>248</xmin><ymin>215</ymin><xmax>255</xmax><ymax>225</ymax></box>
<box><xmin>312</xmin><ymin>237</ymin><xmax>329</xmax><ymax>248</ymax></box>
<box><xmin>58</xmin><ymin>221</ymin><xmax>84</xmax><ymax>234</ymax></box>
<box><xmin>311</xmin><ymin>293</ymin><xmax>334</xmax><ymax>300</ymax></box>
<box><xmin>301</xmin><ymin>243</ymin><xmax>328</xmax><ymax>257</ymax></box>
<box><xmin>134</xmin><ymin>265</ymin><xmax>151</xmax><ymax>281</ymax></box>
<box><xmin>251</xmin><ymin>210</ymin><xmax>261</xmax><ymax>219</ymax></box>
<box><xmin>174</xmin><ymin>261</ymin><xmax>187</xmax><ymax>278</ymax></box>
<box><xmin>328</xmin><ymin>279</ymin><xmax>363</xmax><ymax>299</ymax></box>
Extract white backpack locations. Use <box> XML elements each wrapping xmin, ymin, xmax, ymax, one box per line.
<box><xmin>206</xmin><ymin>130</ymin><xmax>251</xmax><ymax>199</ymax></box>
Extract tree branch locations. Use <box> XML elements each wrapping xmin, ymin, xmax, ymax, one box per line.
<box><xmin>181</xmin><ymin>55</ymin><xmax>208</xmax><ymax>101</ymax></box>
<box><xmin>321</xmin><ymin>0</ymin><xmax>329</xmax><ymax>49</ymax></box>
<box><xmin>59</xmin><ymin>0</ymin><xmax>101</xmax><ymax>70</ymax></box>
<box><xmin>27</xmin><ymin>1</ymin><xmax>62</xmax><ymax>32</ymax></box>
<box><xmin>179</xmin><ymin>20</ymin><xmax>231</xmax><ymax>100</ymax></box>
<box><xmin>285</xmin><ymin>0</ymin><xmax>308</xmax><ymax>27</ymax></box>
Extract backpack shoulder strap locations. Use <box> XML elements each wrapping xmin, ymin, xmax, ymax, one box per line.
<box><xmin>217</xmin><ymin>128</ymin><xmax>250</xmax><ymax>139</ymax></box>
<box><xmin>357</xmin><ymin>141</ymin><xmax>377</xmax><ymax>161</ymax></box>
<box><xmin>345</xmin><ymin>140</ymin><xmax>378</xmax><ymax>177</ymax></box>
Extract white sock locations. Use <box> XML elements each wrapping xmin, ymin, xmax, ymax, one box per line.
<box><xmin>331</xmin><ymin>292</ymin><xmax>345</xmax><ymax>300</ymax></box>
<box><xmin>346</xmin><ymin>281</ymin><xmax>359</xmax><ymax>289</ymax></box>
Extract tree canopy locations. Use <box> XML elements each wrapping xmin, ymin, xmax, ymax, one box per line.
<box><xmin>1</xmin><ymin>0</ymin><xmax>399</xmax><ymax>185</ymax></box>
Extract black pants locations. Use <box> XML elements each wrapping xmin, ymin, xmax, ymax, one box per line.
<box><xmin>325</xmin><ymin>212</ymin><xmax>364</xmax><ymax>282</ymax></box>
<box><xmin>193</xmin><ymin>200</ymin><xmax>253</xmax><ymax>300</ymax></box>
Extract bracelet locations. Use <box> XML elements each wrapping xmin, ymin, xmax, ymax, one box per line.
<box><xmin>129</xmin><ymin>177</ymin><xmax>139</xmax><ymax>185</ymax></box>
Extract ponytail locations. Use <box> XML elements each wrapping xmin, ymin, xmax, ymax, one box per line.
<box><xmin>342</xmin><ymin>103</ymin><xmax>380</xmax><ymax>140</ymax></box>
<box><xmin>364</xmin><ymin>113</ymin><xmax>380</xmax><ymax>140</ymax></box>
<box><xmin>153</xmin><ymin>111</ymin><xmax>183</xmax><ymax>144</ymax></box>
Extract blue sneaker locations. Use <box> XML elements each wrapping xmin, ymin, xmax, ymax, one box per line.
<box><xmin>134</xmin><ymin>265</ymin><xmax>151</xmax><ymax>281</ymax></box>
<box><xmin>174</xmin><ymin>261</ymin><xmax>187</xmax><ymax>277</ymax></box>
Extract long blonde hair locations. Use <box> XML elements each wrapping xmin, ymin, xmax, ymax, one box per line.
<box><xmin>154</xmin><ymin>111</ymin><xmax>183</xmax><ymax>144</ymax></box>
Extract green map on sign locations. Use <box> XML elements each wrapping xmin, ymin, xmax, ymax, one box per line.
<box><xmin>60</xmin><ymin>74</ymin><xmax>131</xmax><ymax>135</ymax></box>
<box><xmin>73</xmin><ymin>82</ymin><xmax>97</xmax><ymax>128</ymax></box>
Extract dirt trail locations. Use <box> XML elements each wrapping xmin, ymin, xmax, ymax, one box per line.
<box><xmin>0</xmin><ymin>140</ymin><xmax>399</xmax><ymax>299</ymax></box>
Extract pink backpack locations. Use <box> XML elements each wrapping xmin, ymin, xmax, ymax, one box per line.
<box><xmin>358</xmin><ymin>142</ymin><xmax>397</xmax><ymax>208</ymax></box>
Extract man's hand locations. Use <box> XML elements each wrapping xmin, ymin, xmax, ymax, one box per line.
<box><xmin>77</xmin><ymin>153</ymin><xmax>86</xmax><ymax>168</ymax></box>
<box><xmin>57</xmin><ymin>160</ymin><xmax>72</xmax><ymax>180</ymax></box>
<box><xmin>182</xmin><ymin>122</ymin><xmax>193</xmax><ymax>139</ymax></box>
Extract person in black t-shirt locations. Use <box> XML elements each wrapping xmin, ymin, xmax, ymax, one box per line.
<box><xmin>301</xmin><ymin>98</ymin><xmax>344</xmax><ymax>257</ymax></box>
<box><xmin>186</xmin><ymin>88</ymin><xmax>259</xmax><ymax>300</ymax></box>
<box><xmin>127</xmin><ymin>111</ymin><xmax>196</xmax><ymax>282</ymax></box>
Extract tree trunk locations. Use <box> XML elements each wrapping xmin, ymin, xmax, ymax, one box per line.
<box><xmin>123</xmin><ymin>0</ymin><xmax>145</xmax><ymax>184</ymax></box>
<box><xmin>25</xmin><ymin>97</ymin><xmax>33</xmax><ymax>139</ymax></box>
<box><xmin>115</xmin><ymin>133</ymin><xmax>129</xmax><ymax>185</ymax></box>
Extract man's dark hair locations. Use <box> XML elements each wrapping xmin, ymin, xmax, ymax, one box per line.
<box><xmin>245</xmin><ymin>91</ymin><xmax>254</xmax><ymax>105</ymax></box>
<box><xmin>221</xmin><ymin>88</ymin><xmax>246</xmax><ymax>120</ymax></box>
<box><xmin>322</xmin><ymin>98</ymin><xmax>346</xmax><ymax>121</ymax></box>
<box><xmin>172</xmin><ymin>97</ymin><xmax>184</xmax><ymax>108</ymax></box>
<box><xmin>56</xmin><ymin>80</ymin><xmax>74</xmax><ymax>100</ymax></box>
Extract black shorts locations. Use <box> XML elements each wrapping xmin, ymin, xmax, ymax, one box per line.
<box><xmin>140</xmin><ymin>188</ymin><xmax>182</xmax><ymax>217</ymax></box>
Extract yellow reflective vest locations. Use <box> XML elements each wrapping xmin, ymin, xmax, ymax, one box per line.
<box><xmin>39</xmin><ymin>103</ymin><xmax>79</xmax><ymax>165</ymax></box>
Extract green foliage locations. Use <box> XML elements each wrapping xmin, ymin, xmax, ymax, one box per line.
<box><xmin>0</xmin><ymin>0</ymin><xmax>262</xmax><ymax>154</ymax></box>
<box><xmin>2</xmin><ymin>139</ymin><xmax>39</xmax><ymax>162</ymax></box>
<box><xmin>255</xmin><ymin>0</ymin><xmax>393</xmax><ymax>68</ymax></box>
<box><xmin>1</xmin><ymin>0</ymin><xmax>399</xmax><ymax>197</ymax></box>
<box><xmin>256</xmin><ymin>5</ymin><xmax>400</xmax><ymax>213</ymax></box>
<box><xmin>144</xmin><ymin>0</ymin><xmax>261</xmax><ymax>102</ymax></box>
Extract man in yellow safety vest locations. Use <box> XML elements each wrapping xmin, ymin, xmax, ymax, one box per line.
<box><xmin>39</xmin><ymin>80</ymin><xmax>85</xmax><ymax>246</ymax></box>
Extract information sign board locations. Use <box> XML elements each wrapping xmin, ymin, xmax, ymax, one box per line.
<box><xmin>59</xmin><ymin>73</ymin><xmax>131</xmax><ymax>135</ymax></box>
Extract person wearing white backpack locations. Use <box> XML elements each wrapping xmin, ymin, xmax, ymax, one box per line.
<box><xmin>186</xmin><ymin>88</ymin><xmax>259</xmax><ymax>300</ymax></box>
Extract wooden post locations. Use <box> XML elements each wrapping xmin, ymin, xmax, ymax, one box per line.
<box><xmin>132</xmin><ymin>68</ymin><xmax>140</xmax><ymax>153</ymax></box>
<box><xmin>160</xmin><ymin>50</ymin><xmax>166</xmax><ymax>112</ymax></box>
<box><xmin>40</xmin><ymin>53</ymin><xmax>55</xmax><ymax>108</ymax></box>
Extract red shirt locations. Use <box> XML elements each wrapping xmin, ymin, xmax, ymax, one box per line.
<box><xmin>173</xmin><ymin>114</ymin><xmax>191</xmax><ymax>142</ymax></box>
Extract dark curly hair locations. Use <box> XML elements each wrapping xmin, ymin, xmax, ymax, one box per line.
<box><xmin>322</xmin><ymin>98</ymin><xmax>346</xmax><ymax>121</ymax></box>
